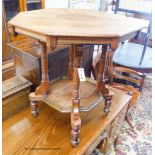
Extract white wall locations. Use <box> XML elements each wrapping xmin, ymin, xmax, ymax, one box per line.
<box><xmin>44</xmin><ymin>0</ymin><xmax>107</xmax><ymax>11</ymax></box>
<box><xmin>119</xmin><ymin>0</ymin><xmax>152</xmax><ymax>13</ymax></box>
<box><xmin>45</xmin><ymin>0</ymin><xmax>69</xmax><ymax>8</ymax></box>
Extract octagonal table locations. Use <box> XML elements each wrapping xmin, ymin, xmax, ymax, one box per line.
<box><xmin>8</xmin><ymin>8</ymin><xmax>146</xmax><ymax>146</ymax></box>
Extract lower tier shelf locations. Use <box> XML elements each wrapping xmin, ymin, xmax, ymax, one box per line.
<box><xmin>43</xmin><ymin>78</ymin><xmax>103</xmax><ymax>113</ymax></box>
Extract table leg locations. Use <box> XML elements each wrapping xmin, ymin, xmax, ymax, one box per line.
<box><xmin>68</xmin><ymin>45</ymin><xmax>74</xmax><ymax>80</ymax></box>
<box><xmin>30</xmin><ymin>100</ymin><xmax>39</xmax><ymax>117</ymax></box>
<box><xmin>96</xmin><ymin>45</ymin><xmax>113</xmax><ymax>115</ymax></box>
<box><xmin>35</xmin><ymin>41</ymin><xmax>49</xmax><ymax>95</ymax></box>
<box><xmin>29</xmin><ymin>41</ymin><xmax>49</xmax><ymax>117</ymax></box>
<box><xmin>71</xmin><ymin>45</ymin><xmax>82</xmax><ymax>146</ymax></box>
<box><xmin>105</xmin><ymin>51</ymin><xmax>114</xmax><ymax>84</ymax></box>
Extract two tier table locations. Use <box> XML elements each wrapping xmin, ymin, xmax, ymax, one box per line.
<box><xmin>8</xmin><ymin>8</ymin><xmax>146</xmax><ymax>146</ymax></box>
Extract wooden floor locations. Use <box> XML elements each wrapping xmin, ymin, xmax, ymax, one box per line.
<box><xmin>2</xmin><ymin>87</ymin><xmax>131</xmax><ymax>155</ymax></box>
<box><xmin>113</xmin><ymin>42</ymin><xmax>152</xmax><ymax>73</ymax></box>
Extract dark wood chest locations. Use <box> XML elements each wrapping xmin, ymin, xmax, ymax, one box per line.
<box><xmin>9</xmin><ymin>39</ymin><xmax>93</xmax><ymax>89</ymax></box>
<box><xmin>2</xmin><ymin>76</ymin><xmax>32</xmax><ymax>121</ymax></box>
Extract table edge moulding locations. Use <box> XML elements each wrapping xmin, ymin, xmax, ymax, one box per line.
<box><xmin>8</xmin><ymin>8</ymin><xmax>146</xmax><ymax>146</ymax></box>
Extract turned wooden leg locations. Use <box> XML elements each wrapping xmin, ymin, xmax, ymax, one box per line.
<box><xmin>71</xmin><ymin>45</ymin><xmax>82</xmax><ymax>146</ymax></box>
<box><xmin>29</xmin><ymin>41</ymin><xmax>50</xmax><ymax>117</ymax></box>
<box><xmin>96</xmin><ymin>45</ymin><xmax>113</xmax><ymax>115</ymax></box>
<box><xmin>35</xmin><ymin>41</ymin><xmax>49</xmax><ymax>95</ymax></box>
<box><xmin>68</xmin><ymin>45</ymin><xmax>74</xmax><ymax>80</ymax></box>
<box><xmin>71</xmin><ymin>111</ymin><xmax>81</xmax><ymax>146</ymax></box>
<box><xmin>31</xmin><ymin>100</ymin><xmax>39</xmax><ymax>117</ymax></box>
<box><xmin>103</xmin><ymin>94</ymin><xmax>113</xmax><ymax>115</ymax></box>
<box><xmin>106</xmin><ymin>51</ymin><xmax>114</xmax><ymax>84</ymax></box>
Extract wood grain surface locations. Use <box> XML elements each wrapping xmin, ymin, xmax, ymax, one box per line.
<box><xmin>8</xmin><ymin>8</ymin><xmax>147</xmax><ymax>38</ymax></box>
<box><xmin>2</xmin><ymin>76</ymin><xmax>32</xmax><ymax>121</ymax></box>
<box><xmin>3</xmin><ymin>87</ymin><xmax>131</xmax><ymax>155</ymax></box>
<box><xmin>44</xmin><ymin>79</ymin><xmax>103</xmax><ymax>113</ymax></box>
<box><xmin>2</xmin><ymin>60</ymin><xmax>15</xmax><ymax>81</ymax></box>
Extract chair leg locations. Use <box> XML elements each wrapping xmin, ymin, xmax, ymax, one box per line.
<box><xmin>139</xmin><ymin>32</ymin><xmax>149</xmax><ymax>65</ymax></box>
<box><xmin>125</xmin><ymin>113</ymin><xmax>134</xmax><ymax>129</ymax></box>
<box><xmin>114</xmin><ymin>136</ymin><xmax>119</xmax><ymax>148</ymax></box>
<box><xmin>126</xmin><ymin>113</ymin><xmax>138</xmax><ymax>136</ymax></box>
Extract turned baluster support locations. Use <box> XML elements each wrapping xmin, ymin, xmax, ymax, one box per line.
<box><xmin>96</xmin><ymin>45</ymin><xmax>113</xmax><ymax>115</ymax></box>
<box><xmin>68</xmin><ymin>45</ymin><xmax>75</xmax><ymax>80</ymax></box>
<box><xmin>35</xmin><ymin>41</ymin><xmax>49</xmax><ymax>95</ymax></box>
<box><xmin>29</xmin><ymin>41</ymin><xmax>50</xmax><ymax>117</ymax></box>
<box><xmin>71</xmin><ymin>45</ymin><xmax>82</xmax><ymax>146</ymax></box>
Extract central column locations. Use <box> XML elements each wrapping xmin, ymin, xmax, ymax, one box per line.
<box><xmin>30</xmin><ymin>41</ymin><xmax>49</xmax><ymax>117</ymax></box>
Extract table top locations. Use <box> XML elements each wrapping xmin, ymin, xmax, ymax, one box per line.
<box><xmin>8</xmin><ymin>8</ymin><xmax>147</xmax><ymax>39</ymax></box>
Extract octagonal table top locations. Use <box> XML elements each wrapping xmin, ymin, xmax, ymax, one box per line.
<box><xmin>8</xmin><ymin>8</ymin><xmax>147</xmax><ymax>39</ymax></box>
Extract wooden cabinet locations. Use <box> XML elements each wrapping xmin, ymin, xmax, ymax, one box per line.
<box><xmin>19</xmin><ymin>0</ymin><xmax>44</xmax><ymax>11</ymax></box>
<box><xmin>2</xmin><ymin>13</ymin><xmax>12</xmax><ymax>61</ymax></box>
<box><xmin>9</xmin><ymin>38</ymin><xmax>94</xmax><ymax>89</ymax></box>
<box><xmin>3</xmin><ymin>0</ymin><xmax>44</xmax><ymax>18</ymax></box>
<box><xmin>2</xmin><ymin>0</ymin><xmax>45</xmax><ymax>62</ymax></box>
<box><xmin>2</xmin><ymin>76</ymin><xmax>32</xmax><ymax>121</ymax></box>
<box><xmin>3</xmin><ymin>0</ymin><xmax>20</xmax><ymax>21</ymax></box>
<box><xmin>12</xmin><ymin>41</ymin><xmax>70</xmax><ymax>89</ymax></box>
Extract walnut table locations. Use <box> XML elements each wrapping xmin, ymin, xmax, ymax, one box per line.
<box><xmin>8</xmin><ymin>8</ymin><xmax>146</xmax><ymax>146</ymax></box>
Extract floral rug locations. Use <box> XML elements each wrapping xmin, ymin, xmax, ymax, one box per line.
<box><xmin>93</xmin><ymin>74</ymin><xmax>152</xmax><ymax>155</ymax></box>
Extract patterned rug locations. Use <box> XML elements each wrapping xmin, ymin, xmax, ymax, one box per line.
<box><xmin>93</xmin><ymin>74</ymin><xmax>152</xmax><ymax>155</ymax></box>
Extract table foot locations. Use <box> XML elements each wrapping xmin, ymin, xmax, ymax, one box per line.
<box><xmin>71</xmin><ymin>113</ymin><xmax>81</xmax><ymax>147</ymax></box>
<box><xmin>97</xmin><ymin>81</ymin><xmax>113</xmax><ymax>115</ymax></box>
<box><xmin>31</xmin><ymin>101</ymin><xmax>39</xmax><ymax>117</ymax></box>
<box><xmin>104</xmin><ymin>95</ymin><xmax>113</xmax><ymax>115</ymax></box>
<box><xmin>29</xmin><ymin>92</ymin><xmax>44</xmax><ymax>117</ymax></box>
